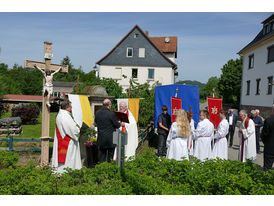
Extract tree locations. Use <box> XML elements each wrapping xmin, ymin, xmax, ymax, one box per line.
<box><xmin>218</xmin><ymin>57</ymin><xmax>242</xmax><ymax>107</ymax></box>
<box><xmin>199</xmin><ymin>76</ymin><xmax>220</xmax><ymax>100</ymax></box>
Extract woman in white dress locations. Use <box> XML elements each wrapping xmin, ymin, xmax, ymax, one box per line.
<box><xmin>212</xmin><ymin>110</ymin><xmax>229</xmax><ymax>160</ymax></box>
<box><xmin>166</xmin><ymin>109</ymin><xmax>191</xmax><ymax>161</ymax></box>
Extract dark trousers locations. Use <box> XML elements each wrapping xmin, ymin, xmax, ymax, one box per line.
<box><xmin>255</xmin><ymin>131</ymin><xmax>261</xmax><ymax>153</ymax></box>
<box><xmin>226</xmin><ymin>125</ymin><xmax>235</xmax><ymax>146</ymax></box>
<box><xmin>263</xmin><ymin>152</ymin><xmax>274</xmax><ymax>170</ymax></box>
<box><xmin>158</xmin><ymin>133</ymin><xmax>168</xmax><ymax>157</ymax></box>
<box><xmin>99</xmin><ymin>147</ymin><xmax>115</xmax><ymax>163</ymax></box>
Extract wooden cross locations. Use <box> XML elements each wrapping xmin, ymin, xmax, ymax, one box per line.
<box><xmin>187</xmin><ymin>106</ymin><xmax>194</xmax><ymax>123</ymax></box>
<box><xmin>24</xmin><ymin>42</ymin><xmax>68</xmax><ymax>166</ymax></box>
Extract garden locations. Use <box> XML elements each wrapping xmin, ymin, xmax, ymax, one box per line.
<box><xmin>0</xmin><ymin>148</ymin><xmax>273</xmax><ymax>195</ymax></box>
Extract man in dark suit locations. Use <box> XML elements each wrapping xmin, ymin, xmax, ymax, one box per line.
<box><xmin>250</xmin><ymin>110</ymin><xmax>263</xmax><ymax>153</ymax></box>
<box><xmin>95</xmin><ymin>99</ymin><xmax>121</xmax><ymax>163</ymax></box>
<box><xmin>226</xmin><ymin>109</ymin><xmax>237</xmax><ymax>147</ymax></box>
<box><xmin>261</xmin><ymin>105</ymin><xmax>274</xmax><ymax>170</ymax></box>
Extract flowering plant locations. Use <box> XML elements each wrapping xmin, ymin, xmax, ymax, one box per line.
<box><xmin>82</xmin><ymin>126</ymin><xmax>97</xmax><ymax>148</ymax></box>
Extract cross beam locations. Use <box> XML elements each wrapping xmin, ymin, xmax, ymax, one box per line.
<box><xmin>24</xmin><ymin>42</ymin><xmax>68</xmax><ymax>166</ymax></box>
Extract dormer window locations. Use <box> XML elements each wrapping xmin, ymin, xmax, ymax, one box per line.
<box><xmin>134</xmin><ymin>33</ymin><xmax>139</xmax><ymax>38</ymax></box>
<box><xmin>127</xmin><ymin>47</ymin><xmax>133</xmax><ymax>57</ymax></box>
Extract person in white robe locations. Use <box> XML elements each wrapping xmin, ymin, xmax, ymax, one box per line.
<box><xmin>212</xmin><ymin>110</ymin><xmax>229</xmax><ymax>160</ymax></box>
<box><xmin>193</xmin><ymin>110</ymin><xmax>214</xmax><ymax>161</ymax></box>
<box><xmin>187</xmin><ymin>118</ymin><xmax>195</xmax><ymax>156</ymax></box>
<box><xmin>238</xmin><ymin>110</ymin><xmax>256</xmax><ymax>162</ymax></box>
<box><xmin>166</xmin><ymin>109</ymin><xmax>190</xmax><ymax>161</ymax></box>
<box><xmin>51</xmin><ymin>100</ymin><xmax>82</xmax><ymax>173</ymax></box>
<box><xmin>114</xmin><ymin>101</ymin><xmax>138</xmax><ymax>160</ymax></box>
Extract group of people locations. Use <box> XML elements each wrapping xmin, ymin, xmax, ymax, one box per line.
<box><xmin>51</xmin><ymin>97</ymin><xmax>274</xmax><ymax>174</ymax></box>
<box><xmin>157</xmin><ymin>105</ymin><xmax>274</xmax><ymax>170</ymax></box>
<box><xmin>158</xmin><ymin>106</ymin><xmax>229</xmax><ymax>162</ymax></box>
<box><xmin>51</xmin><ymin>98</ymin><xmax>138</xmax><ymax>173</ymax></box>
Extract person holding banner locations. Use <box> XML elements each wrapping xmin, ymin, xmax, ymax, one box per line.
<box><xmin>238</xmin><ymin>110</ymin><xmax>256</xmax><ymax>162</ymax></box>
<box><xmin>166</xmin><ymin>109</ymin><xmax>190</xmax><ymax>161</ymax></box>
<box><xmin>157</xmin><ymin>105</ymin><xmax>172</xmax><ymax>157</ymax></box>
<box><xmin>193</xmin><ymin>110</ymin><xmax>214</xmax><ymax>161</ymax></box>
<box><xmin>52</xmin><ymin>100</ymin><xmax>82</xmax><ymax>173</ymax></box>
<box><xmin>212</xmin><ymin>110</ymin><xmax>229</xmax><ymax>160</ymax></box>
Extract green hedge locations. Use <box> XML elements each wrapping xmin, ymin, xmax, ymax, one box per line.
<box><xmin>0</xmin><ymin>149</ymin><xmax>273</xmax><ymax>195</ymax></box>
<box><xmin>0</xmin><ymin>151</ymin><xmax>19</xmax><ymax>169</ymax></box>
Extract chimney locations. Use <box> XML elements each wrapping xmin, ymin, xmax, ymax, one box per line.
<box><xmin>145</xmin><ymin>30</ymin><xmax>149</xmax><ymax>36</ymax></box>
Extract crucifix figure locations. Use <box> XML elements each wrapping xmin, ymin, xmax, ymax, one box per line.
<box><xmin>24</xmin><ymin>42</ymin><xmax>68</xmax><ymax>166</ymax></box>
<box><xmin>34</xmin><ymin>65</ymin><xmax>62</xmax><ymax>107</ymax></box>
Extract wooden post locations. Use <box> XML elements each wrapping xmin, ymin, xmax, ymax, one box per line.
<box><xmin>24</xmin><ymin>42</ymin><xmax>68</xmax><ymax>166</ymax></box>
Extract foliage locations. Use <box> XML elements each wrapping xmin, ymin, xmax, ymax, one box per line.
<box><xmin>199</xmin><ymin>76</ymin><xmax>220</xmax><ymax>100</ymax></box>
<box><xmin>176</xmin><ymin>80</ymin><xmax>206</xmax><ymax>88</ymax></box>
<box><xmin>218</xmin><ymin>57</ymin><xmax>242</xmax><ymax>107</ymax></box>
<box><xmin>0</xmin><ymin>151</ymin><xmax>19</xmax><ymax>169</ymax></box>
<box><xmin>12</xmin><ymin>104</ymin><xmax>40</xmax><ymax>125</ymax></box>
<box><xmin>0</xmin><ymin>148</ymin><xmax>274</xmax><ymax>195</ymax></box>
<box><xmin>128</xmin><ymin>79</ymin><xmax>157</xmax><ymax>127</ymax></box>
<box><xmin>81</xmin><ymin>126</ymin><xmax>97</xmax><ymax>147</ymax></box>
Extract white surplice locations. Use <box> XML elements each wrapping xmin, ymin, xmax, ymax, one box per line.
<box><xmin>187</xmin><ymin>119</ymin><xmax>195</xmax><ymax>156</ymax></box>
<box><xmin>193</xmin><ymin>118</ymin><xmax>214</xmax><ymax>161</ymax></box>
<box><xmin>166</xmin><ymin>122</ymin><xmax>189</xmax><ymax>161</ymax></box>
<box><xmin>238</xmin><ymin>117</ymin><xmax>256</xmax><ymax>162</ymax></box>
<box><xmin>52</xmin><ymin>109</ymin><xmax>82</xmax><ymax>173</ymax></box>
<box><xmin>212</xmin><ymin>119</ymin><xmax>229</xmax><ymax>160</ymax></box>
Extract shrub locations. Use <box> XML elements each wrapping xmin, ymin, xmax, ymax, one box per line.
<box><xmin>0</xmin><ymin>148</ymin><xmax>274</xmax><ymax>195</ymax></box>
<box><xmin>12</xmin><ymin>104</ymin><xmax>40</xmax><ymax>124</ymax></box>
<box><xmin>0</xmin><ymin>151</ymin><xmax>19</xmax><ymax>169</ymax></box>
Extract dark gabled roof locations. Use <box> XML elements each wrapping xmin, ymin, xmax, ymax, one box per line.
<box><xmin>238</xmin><ymin>14</ymin><xmax>274</xmax><ymax>54</ymax></box>
<box><xmin>262</xmin><ymin>13</ymin><xmax>274</xmax><ymax>24</ymax></box>
<box><xmin>96</xmin><ymin>25</ymin><xmax>177</xmax><ymax>69</ymax></box>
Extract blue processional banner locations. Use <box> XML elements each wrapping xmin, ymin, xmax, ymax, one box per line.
<box><xmin>155</xmin><ymin>84</ymin><xmax>200</xmax><ymax>128</ymax></box>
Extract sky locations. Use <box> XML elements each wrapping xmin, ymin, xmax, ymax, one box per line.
<box><xmin>0</xmin><ymin>9</ymin><xmax>272</xmax><ymax>83</ymax></box>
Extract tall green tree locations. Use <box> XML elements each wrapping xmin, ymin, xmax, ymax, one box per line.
<box><xmin>199</xmin><ymin>76</ymin><xmax>220</xmax><ymax>100</ymax></box>
<box><xmin>218</xmin><ymin>57</ymin><xmax>242</xmax><ymax>106</ymax></box>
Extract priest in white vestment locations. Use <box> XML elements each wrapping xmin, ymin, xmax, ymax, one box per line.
<box><xmin>212</xmin><ymin>110</ymin><xmax>229</xmax><ymax>160</ymax></box>
<box><xmin>114</xmin><ymin>101</ymin><xmax>138</xmax><ymax>160</ymax></box>
<box><xmin>238</xmin><ymin>110</ymin><xmax>256</xmax><ymax>162</ymax></box>
<box><xmin>52</xmin><ymin>100</ymin><xmax>82</xmax><ymax>173</ymax></box>
<box><xmin>166</xmin><ymin>109</ymin><xmax>190</xmax><ymax>161</ymax></box>
<box><xmin>193</xmin><ymin>110</ymin><xmax>214</xmax><ymax>161</ymax></box>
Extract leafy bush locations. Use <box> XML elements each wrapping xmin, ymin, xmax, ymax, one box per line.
<box><xmin>0</xmin><ymin>148</ymin><xmax>274</xmax><ymax>195</ymax></box>
<box><xmin>12</xmin><ymin>104</ymin><xmax>40</xmax><ymax>125</ymax></box>
<box><xmin>0</xmin><ymin>151</ymin><xmax>19</xmax><ymax>169</ymax></box>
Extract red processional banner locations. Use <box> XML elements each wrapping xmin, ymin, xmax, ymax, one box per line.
<box><xmin>207</xmin><ymin>97</ymin><xmax>222</xmax><ymax>128</ymax></box>
<box><xmin>171</xmin><ymin>96</ymin><xmax>182</xmax><ymax>122</ymax></box>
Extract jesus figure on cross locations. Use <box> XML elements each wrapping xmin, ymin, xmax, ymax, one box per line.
<box><xmin>34</xmin><ymin>64</ymin><xmax>62</xmax><ymax>107</ymax></box>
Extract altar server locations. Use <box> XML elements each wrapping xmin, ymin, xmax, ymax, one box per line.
<box><xmin>212</xmin><ymin>110</ymin><xmax>229</xmax><ymax>160</ymax></box>
<box><xmin>193</xmin><ymin>110</ymin><xmax>214</xmax><ymax>161</ymax></box>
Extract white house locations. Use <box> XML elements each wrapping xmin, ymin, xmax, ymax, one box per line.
<box><xmin>238</xmin><ymin>14</ymin><xmax>274</xmax><ymax>118</ymax></box>
<box><xmin>96</xmin><ymin>25</ymin><xmax>178</xmax><ymax>92</ymax></box>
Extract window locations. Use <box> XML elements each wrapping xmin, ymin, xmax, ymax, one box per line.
<box><xmin>256</xmin><ymin>79</ymin><xmax>261</xmax><ymax>95</ymax></box>
<box><xmin>246</xmin><ymin>80</ymin><xmax>250</xmax><ymax>95</ymax></box>
<box><xmin>134</xmin><ymin>33</ymin><xmax>139</xmax><ymax>38</ymax></box>
<box><xmin>139</xmin><ymin>48</ymin><xmax>145</xmax><ymax>58</ymax></box>
<box><xmin>268</xmin><ymin>76</ymin><xmax>273</xmax><ymax>95</ymax></box>
<box><xmin>127</xmin><ymin>47</ymin><xmax>133</xmax><ymax>57</ymax></box>
<box><xmin>248</xmin><ymin>54</ymin><xmax>254</xmax><ymax>69</ymax></box>
<box><xmin>267</xmin><ymin>45</ymin><xmax>274</xmax><ymax>63</ymax></box>
<box><xmin>148</xmin><ymin>68</ymin><xmax>154</xmax><ymax>79</ymax></box>
<box><xmin>271</xmin><ymin>22</ymin><xmax>274</xmax><ymax>31</ymax></box>
<box><xmin>132</xmin><ymin>68</ymin><xmax>138</xmax><ymax>79</ymax></box>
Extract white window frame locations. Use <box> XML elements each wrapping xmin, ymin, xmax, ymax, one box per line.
<box><xmin>127</xmin><ymin>47</ymin><xmax>133</xmax><ymax>57</ymax></box>
<box><xmin>139</xmin><ymin>48</ymin><xmax>145</xmax><ymax>58</ymax></box>
<box><xmin>114</xmin><ymin>67</ymin><xmax>122</xmax><ymax>80</ymax></box>
<box><xmin>148</xmin><ymin>68</ymin><xmax>155</xmax><ymax>80</ymax></box>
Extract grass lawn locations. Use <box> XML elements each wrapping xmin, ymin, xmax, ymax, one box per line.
<box><xmin>1</xmin><ymin>112</ymin><xmax>58</xmax><ymax>138</ymax></box>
